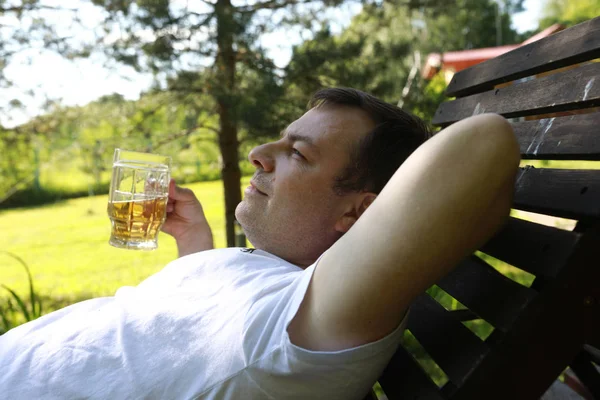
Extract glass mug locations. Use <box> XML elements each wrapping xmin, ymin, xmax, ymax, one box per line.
<box><xmin>107</xmin><ymin>149</ymin><xmax>171</xmax><ymax>250</ymax></box>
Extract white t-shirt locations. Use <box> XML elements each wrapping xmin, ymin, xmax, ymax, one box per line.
<box><xmin>0</xmin><ymin>248</ymin><xmax>405</xmax><ymax>399</ymax></box>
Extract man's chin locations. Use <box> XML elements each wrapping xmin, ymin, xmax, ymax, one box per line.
<box><xmin>234</xmin><ymin>203</ymin><xmax>257</xmax><ymax>231</ymax></box>
<box><xmin>234</xmin><ymin>203</ymin><xmax>245</xmax><ymax>226</ymax></box>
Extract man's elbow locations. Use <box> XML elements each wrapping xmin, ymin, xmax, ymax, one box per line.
<box><xmin>456</xmin><ymin>114</ymin><xmax>520</xmax><ymax>249</ymax></box>
<box><xmin>473</xmin><ymin>113</ymin><xmax>521</xmax><ymax>171</ymax></box>
<box><xmin>475</xmin><ymin>114</ymin><xmax>520</xmax><ymax>223</ymax></box>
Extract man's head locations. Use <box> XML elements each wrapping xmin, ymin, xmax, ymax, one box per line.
<box><xmin>235</xmin><ymin>87</ymin><xmax>431</xmax><ymax>267</ymax></box>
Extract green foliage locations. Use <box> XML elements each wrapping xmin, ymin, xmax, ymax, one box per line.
<box><xmin>0</xmin><ymin>128</ymin><xmax>35</xmax><ymax>200</ymax></box>
<box><xmin>285</xmin><ymin>0</ymin><xmax>523</xmax><ymax>122</ymax></box>
<box><xmin>0</xmin><ymin>90</ymin><xmax>248</xmax><ymax>207</ymax></box>
<box><xmin>0</xmin><ymin>252</ymin><xmax>43</xmax><ymax>335</ymax></box>
<box><xmin>415</xmin><ymin>0</ymin><xmax>524</xmax><ymax>51</ymax></box>
<box><xmin>539</xmin><ymin>0</ymin><xmax>600</xmax><ymax>29</ymax></box>
<box><xmin>1</xmin><ymin>0</ymin><xmax>530</xmax><ymax>209</ymax></box>
<box><xmin>406</xmin><ymin>66</ymin><xmax>448</xmax><ymax>123</ymax></box>
<box><xmin>0</xmin><ymin>184</ymin><xmax>106</xmax><ymax>210</ymax></box>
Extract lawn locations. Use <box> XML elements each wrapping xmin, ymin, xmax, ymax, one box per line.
<box><xmin>0</xmin><ymin>177</ymin><xmax>251</xmax><ymax>312</ymax></box>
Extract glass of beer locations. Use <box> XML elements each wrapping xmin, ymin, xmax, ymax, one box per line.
<box><xmin>107</xmin><ymin>149</ymin><xmax>171</xmax><ymax>250</ymax></box>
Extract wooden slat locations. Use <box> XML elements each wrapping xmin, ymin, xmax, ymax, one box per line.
<box><xmin>583</xmin><ymin>345</ymin><xmax>600</xmax><ymax>365</ymax></box>
<box><xmin>513</xmin><ymin>167</ymin><xmax>600</xmax><ymax>219</ymax></box>
<box><xmin>449</xmin><ymin>309</ymin><xmax>478</xmax><ymax>321</ymax></box>
<box><xmin>362</xmin><ymin>391</ymin><xmax>377</xmax><ymax>400</ymax></box>
<box><xmin>514</xmin><ymin>113</ymin><xmax>600</xmax><ymax>160</ymax></box>
<box><xmin>445</xmin><ymin>17</ymin><xmax>600</xmax><ymax>97</ymax></box>
<box><xmin>450</xmin><ymin>227</ymin><xmax>600</xmax><ymax>400</ymax></box>
<box><xmin>437</xmin><ymin>255</ymin><xmax>536</xmax><ymax>332</ymax></box>
<box><xmin>407</xmin><ymin>294</ymin><xmax>488</xmax><ymax>386</ymax></box>
<box><xmin>432</xmin><ymin>62</ymin><xmax>600</xmax><ymax>126</ymax></box>
<box><xmin>379</xmin><ymin>346</ymin><xmax>445</xmax><ymax>400</ymax></box>
<box><xmin>480</xmin><ymin>217</ymin><xmax>580</xmax><ymax>279</ymax></box>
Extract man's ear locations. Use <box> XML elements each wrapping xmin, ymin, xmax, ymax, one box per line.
<box><xmin>335</xmin><ymin>192</ymin><xmax>377</xmax><ymax>233</ymax></box>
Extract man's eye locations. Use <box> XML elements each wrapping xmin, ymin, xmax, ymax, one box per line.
<box><xmin>292</xmin><ymin>148</ymin><xmax>305</xmax><ymax>159</ymax></box>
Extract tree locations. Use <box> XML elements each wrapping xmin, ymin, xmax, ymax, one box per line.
<box><xmin>88</xmin><ymin>0</ymin><xmax>368</xmax><ymax>246</ymax></box>
<box><xmin>284</xmin><ymin>0</ymin><xmax>524</xmax><ymax>122</ymax></box>
<box><xmin>0</xmin><ymin>1</ymin><xmax>94</xmax><ymax>125</ymax></box>
<box><xmin>0</xmin><ymin>1</ymin><xmax>106</xmax><ymax>203</ymax></box>
<box><xmin>1</xmin><ymin>0</ymin><xmax>525</xmax><ymax>243</ymax></box>
<box><xmin>539</xmin><ymin>0</ymin><xmax>600</xmax><ymax>29</ymax></box>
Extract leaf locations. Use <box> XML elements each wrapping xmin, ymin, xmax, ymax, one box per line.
<box><xmin>1</xmin><ymin>251</ymin><xmax>41</xmax><ymax>320</ymax></box>
<box><xmin>1</xmin><ymin>285</ymin><xmax>30</xmax><ymax>322</ymax></box>
<box><xmin>9</xmin><ymin>99</ymin><xmax>24</xmax><ymax>108</ymax></box>
<box><xmin>0</xmin><ymin>302</ymin><xmax>14</xmax><ymax>334</ymax></box>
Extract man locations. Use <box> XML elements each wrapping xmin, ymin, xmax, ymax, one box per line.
<box><xmin>0</xmin><ymin>88</ymin><xmax>520</xmax><ymax>399</ymax></box>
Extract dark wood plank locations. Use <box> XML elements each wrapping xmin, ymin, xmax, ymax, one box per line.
<box><xmin>451</xmin><ymin>227</ymin><xmax>600</xmax><ymax>400</ymax></box>
<box><xmin>582</xmin><ymin>244</ymin><xmax>600</xmax><ymax>351</ymax></box>
<box><xmin>407</xmin><ymin>294</ymin><xmax>489</xmax><ymax>386</ymax></box>
<box><xmin>449</xmin><ymin>309</ymin><xmax>478</xmax><ymax>322</ymax></box>
<box><xmin>445</xmin><ymin>17</ymin><xmax>600</xmax><ymax>97</ymax></box>
<box><xmin>514</xmin><ymin>113</ymin><xmax>600</xmax><ymax>160</ymax></box>
<box><xmin>432</xmin><ymin>62</ymin><xmax>600</xmax><ymax>126</ymax></box>
<box><xmin>480</xmin><ymin>217</ymin><xmax>580</xmax><ymax>279</ymax></box>
<box><xmin>379</xmin><ymin>345</ymin><xmax>445</xmax><ymax>400</ymax></box>
<box><xmin>437</xmin><ymin>255</ymin><xmax>536</xmax><ymax>332</ymax></box>
<box><xmin>362</xmin><ymin>390</ymin><xmax>378</xmax><ymax>400</ymax></box>
<box><xmin>513</xmin><ymin>167</ymin><xmax>600</xmax><ymax>219</ymax></box>
<box><xmin>583</xmin><ymin>345</ymin><xmax>600</xmax><ymax>365</ymax></box>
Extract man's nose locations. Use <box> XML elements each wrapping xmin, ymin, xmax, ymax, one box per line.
<box><xmin>248</xmin><ymin>143</ymin><xmax>274</xmax><ymax>172</ymax></box>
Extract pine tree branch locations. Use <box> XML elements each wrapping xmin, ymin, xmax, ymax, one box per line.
<box><xmin>167</xmin><ymin>86</ymin><xmax>209</xmax><ymax>95</ymax></box>
<box><xmin>0</xmin><ymin>5</ymin><xmax>77</xmax><ymax>13</ymax></box>
<box><xmin>152</xmin><ymin>125</ymin><xmax>218</xmax><ymax>150</ymax></box>
<box><xmin>187</xmin><ymin>12</ymin><xmax>216</xmax><ymax>30</ymax></box>
<box><xmin>236</xmin><ymin>0</ymin><xmax>315</xmax><ymax>14</ymax></box>
<box><xmin>197</xmin><ymin>0</ymin><xmax>216</xmax><ymax>7</ymax></box>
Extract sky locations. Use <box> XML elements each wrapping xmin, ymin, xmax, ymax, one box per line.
<box><xmin>0</xmin><ymin>0</ymin><xmax>544</xmax><ymax>127</ymax></box>
<box><xmin>512</xmin><ymin>0</ymin><xmax>544</xmax><ymax>33</ymax></box>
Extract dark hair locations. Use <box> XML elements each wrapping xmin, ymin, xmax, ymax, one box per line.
<box><xmin>308</xmin><ymin>87</ymin><xmax>432</xmax><ymax>195</ymax></box>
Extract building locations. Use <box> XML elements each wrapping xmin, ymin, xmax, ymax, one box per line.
<box><xmin>422</xmin><ymin>24</ymin><xmax>566</xmax><ymax>84</ymax></box>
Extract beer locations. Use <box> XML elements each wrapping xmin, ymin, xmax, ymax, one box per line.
<box><xmin>108</xmin><ymin>196</ymin><xmax>168</xmax><ymax>247</ymax></box>
<box><xmin>108</xmin><ymin>149</ymin><xmax>171</xmax><ymax>250</ymax></box>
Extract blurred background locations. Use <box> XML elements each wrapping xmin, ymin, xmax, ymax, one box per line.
<box><xmin>0</xmin><ymin>0</ymin><xmax>598</xmax><ymax>332</ymax></box>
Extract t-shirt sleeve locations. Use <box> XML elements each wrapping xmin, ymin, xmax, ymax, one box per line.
<box><xmin>281</xmin><ymin>261</ymin><xmax>407</xmax><ymax>365</ymax></box>
<box><xmin>241</xmin><ymin>258</ymin><xmax>408</xmax><ymax>400</ymax></box>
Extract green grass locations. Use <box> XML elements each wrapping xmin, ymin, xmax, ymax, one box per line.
<box><xmin>36</xmin><ymin>159</ymin><xmax>256</xmax><ymax>197</ymax></box>
<box><xmin>0</xmin><ymin>177</ymin><xmax>250</xmax><ymax>312</ymax></box>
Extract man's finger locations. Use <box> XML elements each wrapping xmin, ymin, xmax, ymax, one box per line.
<box><xmin>168</xmin><ymin>179</ymin><xmax>195</xmax><ymax>201</ymax></box>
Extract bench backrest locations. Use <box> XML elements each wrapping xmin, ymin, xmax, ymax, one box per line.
<box><xmin>374</xmin><ymin>17</ymin><xmax>600</xmax><ymax>400</ymax></box>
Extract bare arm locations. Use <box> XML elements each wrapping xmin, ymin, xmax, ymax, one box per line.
<box><xmin>288</xmin><ymin>114</ymin><xmax>521</xmax><ymax>351</ymax></box>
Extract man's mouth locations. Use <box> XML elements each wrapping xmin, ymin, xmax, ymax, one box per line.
<box><xmin>250</xmin><ymin>180</ymin><xmax>268</xmax><ymax>196</ymax></box>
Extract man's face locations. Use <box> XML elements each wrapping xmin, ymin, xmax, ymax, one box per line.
<box><xmin>235</xmin><ymin>104</ymin><xmax>375</xmax><ymax>267</ymax></box>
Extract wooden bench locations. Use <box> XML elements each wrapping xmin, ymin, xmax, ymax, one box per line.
<box><xmin>371</xmin><ymin>17</ymin><xmax>600</xmax><ymax>400</ymax></box>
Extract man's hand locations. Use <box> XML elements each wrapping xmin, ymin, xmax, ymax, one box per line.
<box><xmin>162</xmin><ymin>180</ymin><xmax>214</xmax><ymax>257</ymax></box>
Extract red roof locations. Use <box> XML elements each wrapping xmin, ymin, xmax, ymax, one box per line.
<box><xmin>422</xmin><ymin>24</ymin><xmax>565</xmax><ymax>79</ymax></box>
<box><xmin>521</xmin><ymin>24</ymin><xmax>565</xmax><ymax>45</ymax></box>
